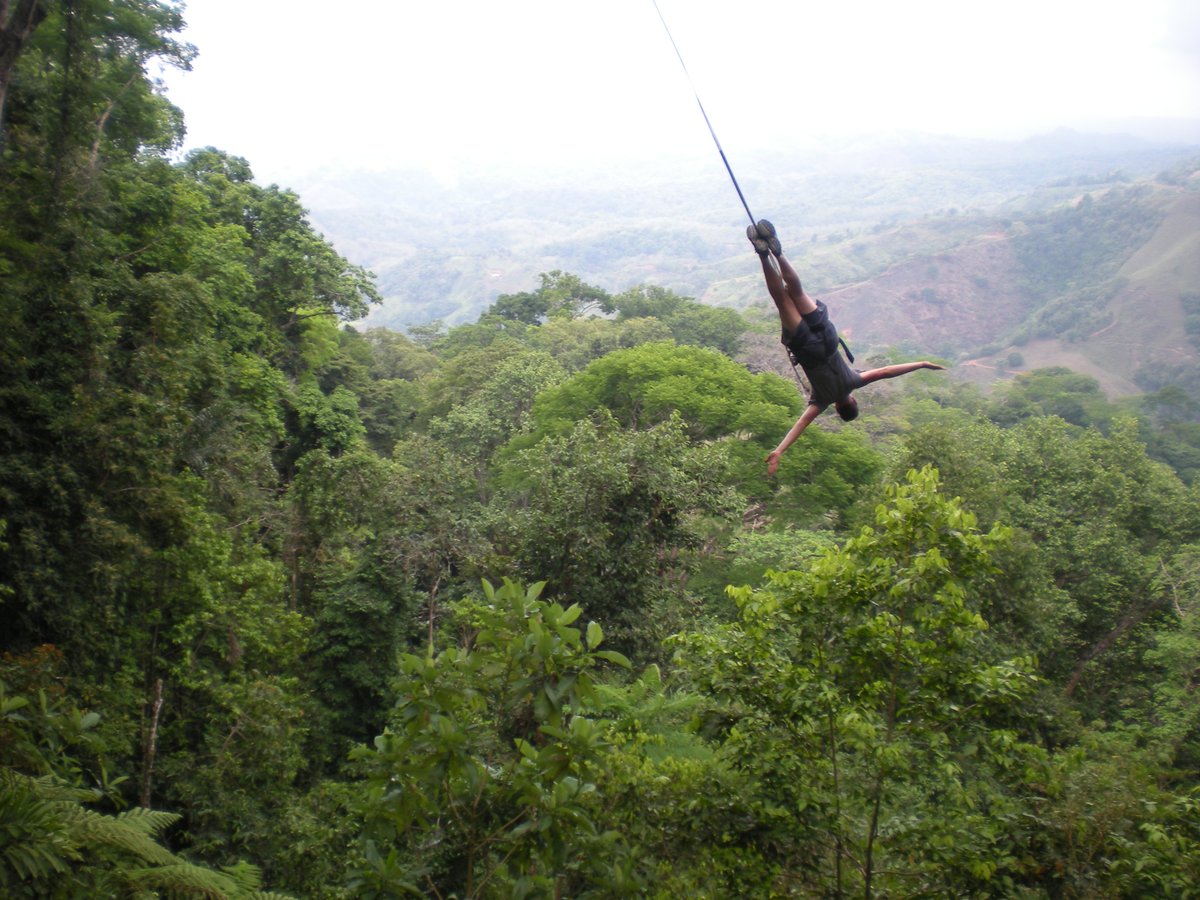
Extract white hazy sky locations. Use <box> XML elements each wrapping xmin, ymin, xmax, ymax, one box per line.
<box><xmin>160</xmin><ymin>0</ymin><xmax>1200</xmax><ymax>185</ymax></box>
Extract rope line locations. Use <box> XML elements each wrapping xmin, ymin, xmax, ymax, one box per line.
<box><xmin>651</xmin><ymin>3</ymin><xmax>819</xmax><ymax>381</ymax></box>
<box><xmin>651</xmin><ymin>0</ymin><xmax>757</xmax><ymax>228</ymax></box>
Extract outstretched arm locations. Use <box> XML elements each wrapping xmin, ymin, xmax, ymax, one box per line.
<box><xmin>858</xmin><ymin>360</ymin><xmax>946</xmax><ymax>385</ymax></box>
<box><xmin>766</xmin><ymin>403</ymin><xmax>825</xmax><ymax>475</ymax></box>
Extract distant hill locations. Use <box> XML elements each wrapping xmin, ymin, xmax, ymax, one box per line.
<box><xmin>789</xmin><ymin>178</ymin><xmax>1200</xmax><ymax>398</ymax></box>
<box><xmin>290</xmin><ymin>130</ymin><xmax>1200</xmax><ymax>397</ymax></box>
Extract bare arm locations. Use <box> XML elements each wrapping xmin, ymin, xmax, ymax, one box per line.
<box><xmin>766</xmin><ymin>403</ymin><xmax>825</xmax><ymax>475</ymax></box>
<box><xmin>857</xmin><ymin>360</ymin><xmax>946</xmax><ymax>385</ymax></box>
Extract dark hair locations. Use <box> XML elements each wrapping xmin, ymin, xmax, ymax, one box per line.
<box><xmin>835</xmin><ymin>397</ymin><xmax>859</xmax><ymax>421</ymax></box>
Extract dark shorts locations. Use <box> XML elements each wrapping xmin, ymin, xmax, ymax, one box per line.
<box><xmin>781</xmin><ymin>300</ymin><xmax>840</xmax><ymax>365</ymax></box>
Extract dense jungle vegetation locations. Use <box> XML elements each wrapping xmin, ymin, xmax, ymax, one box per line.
<box><xmin>3</xmin><ymin>2</ymin><xmax>1200</xmax><ymax>897</ymax></box>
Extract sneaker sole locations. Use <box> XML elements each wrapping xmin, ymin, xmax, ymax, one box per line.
<box><xmin>756</xmin><ymin>219</ymin><xmax>782</xmax><ymax>256</ymax></box>
<box><xmin>746</xmin><ymin>224</ymin><xmax>769</xmax><ymax>255</ymax></box>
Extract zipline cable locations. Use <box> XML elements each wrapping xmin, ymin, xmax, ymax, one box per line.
<box><xmin>653</xmin><ymin>2</ymin><xmax>824</xmax><ymax>380</ymax></box>
<box><xmin>651</xmin><ymin>0</ymin><xmax>757</xmax><ymax>228</ymax></box>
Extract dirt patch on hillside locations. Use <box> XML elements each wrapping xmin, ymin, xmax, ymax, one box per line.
<box><xmin>820</xmin><ymin>233</ymin><xmax>1030</xmax><ymax>354</ymax></box>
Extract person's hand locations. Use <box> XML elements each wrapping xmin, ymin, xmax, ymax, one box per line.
<box><xmin>923</xmin><ymin>362</ymin><xmax>946</xmax><ymax>370</ymax></box>
<box><xmin>766</xmin><ymin>449</ymin><xmax>782</xmax><ymax>476</ymax></box>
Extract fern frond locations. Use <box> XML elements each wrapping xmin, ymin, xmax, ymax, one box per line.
<box><xmin>0</xmin><ymin>768</ymin><xmax>81</xmax><ymax>885</ymax></box>
<box><xmin>2</xmin><ymin>768</ymin><xmax>291</xmax><ymax>897</ymax></box>
<box><xmin>115</xmin><ymin>806</ymin><xmax>183</xmax><ymax>836</ymax></box>
<box><xmin>125</xmin><ymin>860</ymin><xmax>242</xmax><ymax>897</ymax></box>
<box><xmin>220</xmin><ymin>859</ymin><xmax>263</xmax><ymax>891</ymax></box>
<box><xmin>61</xmin><ymin>804</ymin><xmax>179</xmax><ymax>866</ymax></box>
<box><xmin>5</xmin><ymin>769</ymin><xmax>96</xmax><ymax>804</ymax></box>
<box><xmin>217</xmin><ymin>861</ymin><xmax>296</xmax><ymax>899</ymax></box>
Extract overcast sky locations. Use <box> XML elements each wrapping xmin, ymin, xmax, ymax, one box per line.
<box><xmin>159</xmin><ymin>0</ymin><xmax>1200</xmax><ymax>186</ymax></box>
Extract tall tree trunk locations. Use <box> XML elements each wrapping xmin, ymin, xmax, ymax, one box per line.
<box><xmin>140</xmin><ymin>678</ymin><xmax>165</xmax><ymax>808</ymax></box>
<box><xmin>0</xmin><ymin>0</ymin><xmax>49</xmax><ymax>148</ymax></box>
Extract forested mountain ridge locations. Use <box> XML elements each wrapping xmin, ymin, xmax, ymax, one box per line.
<box><xmin>300</xmin><ymin>137</ymin><xmax>1199</xmax><ymax>382</ymax></box>
<box><xmin>297</xmin><ymin>136</ymin><xmax>1200</xmax><ymax>399</ymax></box>
<box><xmin>3</xmin><ymin>3</ymin><xmax>1200</xmax><ymax>898</ymax></box>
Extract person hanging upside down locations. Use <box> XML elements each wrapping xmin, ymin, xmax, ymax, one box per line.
<box><xmin>748</xmin><ymin>219</ymin><xmax>946</xmax><ymax>476</ymax></box>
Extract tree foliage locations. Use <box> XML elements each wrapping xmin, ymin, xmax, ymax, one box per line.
<box><xmin>3</xmin><ymin>2</ymin><xmax>1200</xmax><ymax>893</ymax></box>
<box><xmin>892</xmin><ymin>415</ymin><xmax>1200</xmax><ymax>715</ymax></box>
<box><xmin>675</xmin><ymin>467</ymin><xmax>1043</xmax><ymax>896</ymax></box>
<box><xmin>488</xmin><ymin>270</ymin><xmax>613</xmax><ymax>324</ymax></box>
<box><xmin>352</xmin><ymin>578</ymin><xmax>636</xmax><ymax>898</ymax></box>
<box><xmin>492</xmin><ymin>412</ymin><xmax>740</xmax><ymax>657</ymax></box>
<box><xmin>612</xmin><ymin>284</ymin><xmax>747</xmax><ymax>356</ymax></box>
<box><xmin>526</xmin><ymin>340</ymin><xmax>798</xmax><ymax>444</ymax></box>
<box><xmin>0</xmin><ymin>670</ymin><xmax>287</xmax><ymax>898</ymax></box>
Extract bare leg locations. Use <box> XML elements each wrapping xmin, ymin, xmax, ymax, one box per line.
<box><xmin>760</xmin><ymin>252</ymin><xmax>818</xmax><ymax>335</ymax></box>
<box><xmin>776</xmin><ymin>254</ymin><xmax>818</xmax><ymax>316</ymax></box>
<box><xmin>759</xmin><ymin>253</ymin><xmax>801</xmax><ymax>333</ymax></box>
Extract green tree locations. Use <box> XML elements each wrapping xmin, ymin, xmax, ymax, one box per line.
<box><xmin>526</xmin><ymin>314</ymin><xmax>672</xmax><ymax>371</ymax></box>
<box><xmin>1</xmin><ymin>0</ymin><xmax>192</xmax><ymax>174</ymax></box>
<box><xmin>892</xmin><ymin>416</ymin><xmax>1200</xmax><ymax>716</ymax></box>
<box><xmin>429</xmin><ymin>349</ymin><xmax>566</xmax><ymax>501</ymax></box>
<box><xmin>0</xmin><ymin>7</ymin><xmax>397</xmax><ymax>885</ymax></box>
<box><xmin>492</xmin><ymin>412</ymin><xmax>740</xmax><ymax>659</ymax></box>
<box><xmin>988</xmin><ymin>366</ymin><xmax>1117</xmax><ymax>428</ymax></box>
<box><xmin>521</xmin><ymin>338</ymin><xmax>883</xmax><ymax>515</ymax></box>
<box><xmin>387</xmin><ymin>435</ymin><xmax>489</xmax><ymax>643</ymax></box>
<box><xmin>488</xmin><ymin>270</ymin><xmax>613</xmax><ymax>324</ymax></box>
<box><xmin>412</xmin><ymin>336</ymin><xmax>529</xmax><ymax>425</ymax></box>
<box><xmin>676</xmin><ymin>468</ymin><xmax>1042</xmax><ymax>896</ymax></box>
<box><xmin>526</xmin><ymin>341</ymin><xmax>798</xmax><ymax>445</ymax></box>
<box><xmin>1134</xmin><ymin>542</ymin><xmax>1200</xmax><ymax>779</ymax></box>
<box><xmin>613</xmin><ymin>284</ymin><xmax>747</xmax><ymax>356</ymax></box>
<box><xmin>180</xmin><ymin>148</ymin><xmax>381</xmax><ymax>374</ymax></box>
<box><xmin>353</xmin><ymin>327</ymin><xmax>437</xmax><ymax>452</ymax></box>
<box><xmin>352</xmin><ymin>579</ymin><xmax>636</xmax><ymax>898</ymax></box>
<box><xmin>284</xmin><ymin>448</ymin><xmax>415</xmax><ymax>751</ymax></box>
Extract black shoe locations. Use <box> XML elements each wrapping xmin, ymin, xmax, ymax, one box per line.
<box><xmin>756</xmin><ymin>219</ymin><xmax>782</xmax><ymax>257</ymax></box>
<box><xmin>747</xmin><ymin>223</ymin><xmax>769</xmax><ymax>256</ymax></box>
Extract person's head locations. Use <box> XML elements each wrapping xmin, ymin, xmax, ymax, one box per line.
<box><xmin>835</xmin><ymin>396</ymin><xmax>859</xmax><ymax>421</ymax></box>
